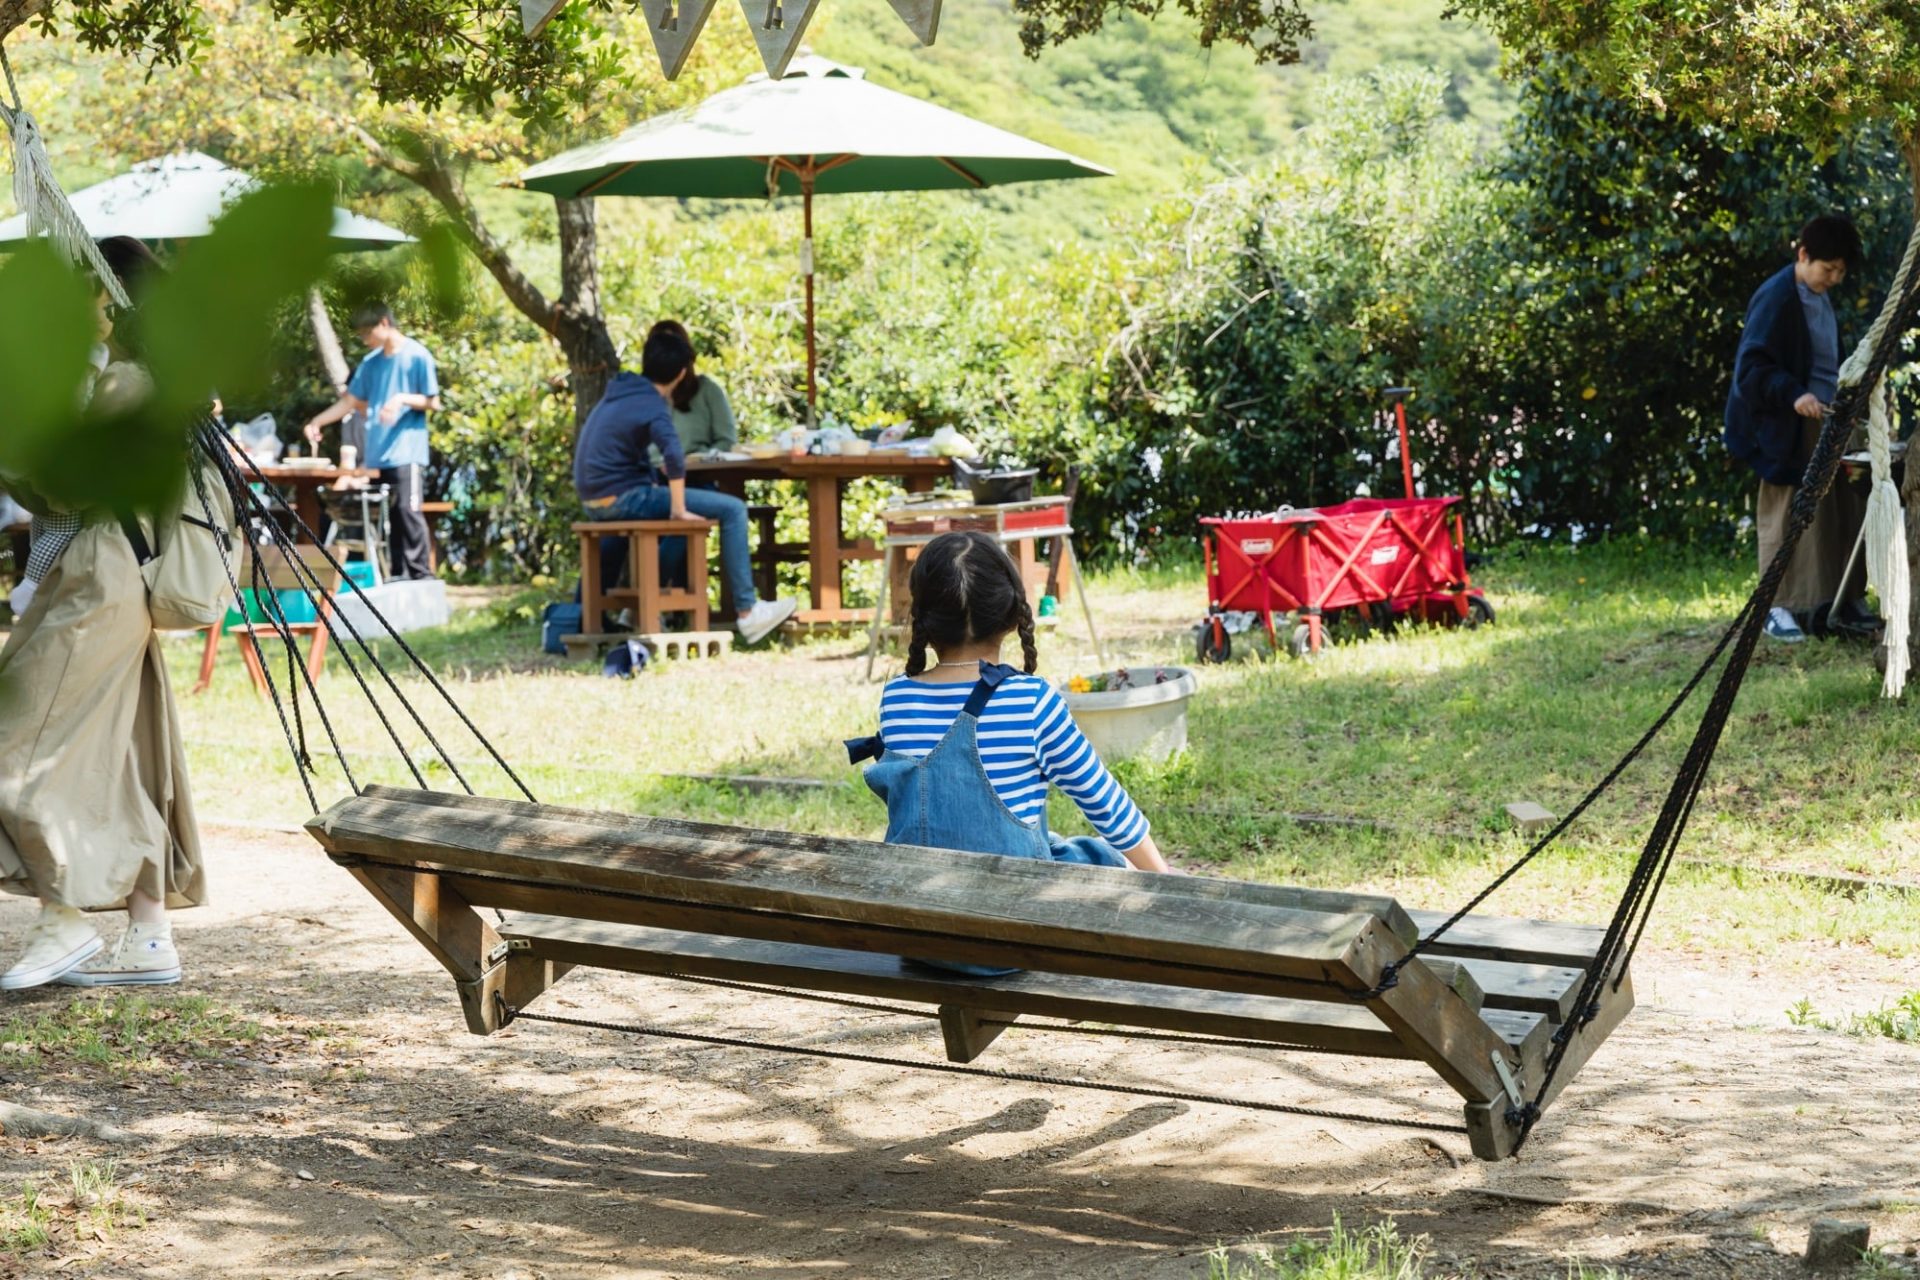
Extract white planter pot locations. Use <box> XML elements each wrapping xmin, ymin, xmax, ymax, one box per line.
<box><xmin>1062</xmin><ymin>666</ymin><xmax>1198</xmax><ymax>762</ymax></box>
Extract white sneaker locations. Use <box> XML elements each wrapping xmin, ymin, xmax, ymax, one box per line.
<box><xmin>1</xmin><ymin>906</ymin><xmax>101</xmax><ymax>990</ymax></box>
<box><xmin>736</xmin><ymin>597</ymin><xmax>797</xmax><ymax>645</ymax></box>
<box><xmin>61</xmin><ymin>921</ymin><xmax>181</xmax><ymax>987</ymax></box>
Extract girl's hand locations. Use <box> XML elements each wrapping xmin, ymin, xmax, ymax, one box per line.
<box><xmin>1121</xmin><ymin>834</ymin><xmax>1172</xmax><ymax>873</ymax></box>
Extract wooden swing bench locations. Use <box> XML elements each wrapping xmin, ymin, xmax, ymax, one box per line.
<box><xmin>307</xmin><ymin>785</ymin><xmax>1634</xmax><ymax>1160</ymax></box>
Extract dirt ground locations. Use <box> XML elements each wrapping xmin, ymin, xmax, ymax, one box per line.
<box><xmin>6</xmin><ymin>825</ymin><xmax>1920</xmax><ymax>1280</ymax></box>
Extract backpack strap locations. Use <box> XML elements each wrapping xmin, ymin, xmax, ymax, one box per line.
<box><xmin>118</xmin><ymin>512</ymin><xmax>153</xmax><ymax>565</ymax></box>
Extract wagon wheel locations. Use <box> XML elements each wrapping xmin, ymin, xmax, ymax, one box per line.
<box><xmin>1465</xmin><ymin>596</ymin><xmax>1496</xmax><ymax>629</ymax></box>
<box><xmin>1288</xmin><ymin>622</ymin><xmax>1316</xmax><ymax>661</ymax></box>
<box><xmin>1197</xmin><ymin>615</ymin><xmax>1232</xmax><ymax>664</ymax></box>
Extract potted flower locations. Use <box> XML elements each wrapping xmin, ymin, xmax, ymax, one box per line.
<box><xmin>1059</xmin><ymin>665</ymin><xmax>1198</xmax><ymax>762</ymax></box>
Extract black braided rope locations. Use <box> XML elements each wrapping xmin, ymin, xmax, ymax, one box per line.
<box><xmin>205</xmin><ymin>429</ymin><xmax>430</xmax><ymax>791</ymax></box>
<box><xmin>656</xmin><ymin>971</ymin><xmax>1360</xmax><ymax>1055</ymax></box>
<box><xmin>1510</xmin><ymin>266</ymin><xmax>1920</xmax><ymax>1149</ymax></box>
<box><xmin>218</xmin><ymin>437</ymin><xmax>538</xmax><ymax>804</ymax></box>
<box><xmin>506</xmin><ymin>1007</ymin><xmax>1469</xmax><ymax>1136</ymax></box>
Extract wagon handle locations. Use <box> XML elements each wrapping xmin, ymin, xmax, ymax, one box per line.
<box><xmin>1383</xmin><ymin>386</ymin><xmax>1415</xmax><ymax>499</ymax></box>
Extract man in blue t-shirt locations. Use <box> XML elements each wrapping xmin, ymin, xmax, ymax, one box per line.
<box><xmin>304</xmin><ymin>302</ymin><xmax>442</xmax><ymax>581</ymax></box>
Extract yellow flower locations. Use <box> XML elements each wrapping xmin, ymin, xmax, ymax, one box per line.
<box><xmin>1581</xmin><ymin>386</ymin><xmax>1598</xmax><ymax>401</ymax></box>
<box><xmin>1067</xmin><ymin>676</ymin><xmax>1092</xmax><ymax>694</ymax></box>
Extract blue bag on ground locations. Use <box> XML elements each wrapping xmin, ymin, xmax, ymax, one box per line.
<box><xmin>541</xmin><ymin>602</ymin><xmax>581</xmax><ymax>655</ymax></box>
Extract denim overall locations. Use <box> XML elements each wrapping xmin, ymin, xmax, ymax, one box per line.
<box><xmin>846</xmin><ymin>661</ymin><xmax>1128</xmax><ymax>976</ymax></box>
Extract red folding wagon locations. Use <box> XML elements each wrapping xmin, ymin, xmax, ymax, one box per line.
<box><xmin>1199</xmin><ymin>497</ymin><xmax>1492</xmax><ymax>660</ymax></box>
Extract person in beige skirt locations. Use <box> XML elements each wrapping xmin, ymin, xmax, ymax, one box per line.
<box><xmin>0</xmin><ymin>237</ymin><xmax>207</xmax><ymax>989</ymax></box>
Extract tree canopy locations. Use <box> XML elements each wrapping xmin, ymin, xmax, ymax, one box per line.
<box><xmin>1452</xmin><ymin>0</ymin><xmax>1920</xmax><ymax>173</ymax></box>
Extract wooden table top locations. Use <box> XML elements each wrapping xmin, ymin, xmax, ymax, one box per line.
<box><xmin>685</xmin><ymin>453</ymin><xmax>955</xmax><ymax>482</ymax></box>
<box><xmin>251</xmin><ymin>463</ymin><xmax>380</xmax><ymax>484</ymax></box>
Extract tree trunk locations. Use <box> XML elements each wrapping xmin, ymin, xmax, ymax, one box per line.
<box><xmin>552</xmin><ymin>196</ymin><xmax>618</xmax><ymax>428</ymax></box>
<box><xmin>307</xmin><ymin>288</ymin><xmax>351</xmax><ymax>395</ymax></box>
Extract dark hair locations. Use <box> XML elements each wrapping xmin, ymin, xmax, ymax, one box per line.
<box><xmin>1797</xmin><ymin>215</ymin><xmax>1863</xmax><ymax>271</ymax></box>
<box><xmin>648</xmin><ymin>319</ymin><xmax>703</xmax><ymax>411</ymax></box>
<box><xmin>904</xmin><ymin>531</ymin><xmax>1038</xmax><ymax>677</ymax></box>
<box><xmin>95</xmin><ymin>236</ymin><xmax>161</xmax><ymax>299</ymax></box>
<box><xmin>641</xmin><ymin>327</ymin><xmax>695</xmax><ymax>388</ymax></box>
<box><xmin>349</xmin><ymin>300</ymin><xmax>395</xmax><ymax>332</ymax></box>
<box><xmin>94</xmin><ymin>237</ymin><xmax>163</xmax><ymax>359</ymax></box>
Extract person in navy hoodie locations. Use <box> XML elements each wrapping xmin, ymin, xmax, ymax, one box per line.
<box><xmin>1724</xmin><ymin>214</ymin><xmax>1874</xmax><ymax>643</ymax></box>
<box><xmin>573</xmin><ymin>328</ymin><xmax>797</xmax><ymax>645</ymax></box>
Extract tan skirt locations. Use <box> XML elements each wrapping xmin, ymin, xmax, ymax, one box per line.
<box><xmin>0</xmin><ymin>523</ymin><xmax>206</xmax><ymax>911</ymax></box>
<box><xmin>1756</xmin><ymin>420</ymin><xmax>1867</xmax><ymax>613</ymax></box>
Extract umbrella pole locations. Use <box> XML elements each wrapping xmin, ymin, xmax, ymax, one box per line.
<box><xmin>803</xmin><ymin>166</ymin><xmax>817</xmax><ymax>424</ymax></box>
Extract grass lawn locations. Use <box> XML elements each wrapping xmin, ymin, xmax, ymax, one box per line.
<box><xmin>169</xmin><ymin>536</ymin><xmax>1920</xmax><ymax>976</ymax></box>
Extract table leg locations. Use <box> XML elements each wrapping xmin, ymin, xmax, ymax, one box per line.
<box><xmin>864</xmin><ymin>544</ymin><xmax>895</xmax><ymax>683</ymax></box>
<box><xmin>295</xmin><ymin>486</ymin><xmax>323</xmax><ymax>543</ymax></box>
<box><xmin>806</xmin><ymin>475</ymin><xmax>842</xmax><ymax>617</ymax></box>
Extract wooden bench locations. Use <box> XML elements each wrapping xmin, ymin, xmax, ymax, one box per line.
<box><xmin>215</xmin><ymin>546</ymin><xmax>345</xmax><ymax>697</ymax></box>
<box><xmin>307</xmin><ymin>785</ymin><xmax>1633</xmax><ymax>1160</ymax></box>
<box><xmin>574</xmin><ymin>519</ymin><xmax>711</xmax><ymax>637</ymax></box>
<box><xmin>746</xmin><ymin>502</ymin><xmax>807</xmax><ymax>603</ymax></box>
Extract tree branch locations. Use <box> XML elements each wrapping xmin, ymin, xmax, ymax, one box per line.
<box><xmin>0</xmin><ymin>0</ymin><xmax>49</xmax><ymax>43</ymax></box>
<box><xmin>347</xmin><ymin>125</ymin><xmax>559</xmax><ymax>336</ymax></box>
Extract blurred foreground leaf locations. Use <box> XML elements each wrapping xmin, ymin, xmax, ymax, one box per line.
<box><xmin>0</xmin><ymin>183</ymin><xmax>333</xmax><ymax>514</ymax></box>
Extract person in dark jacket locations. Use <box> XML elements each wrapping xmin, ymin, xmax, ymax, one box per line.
<box><xmin>573</xmin><ymin>328</ymin><xmax>796</xmax><ymax>645</ymax></box>
<box><xmin>1724</xmin><ymin>214</ymin><xmax>1873</xmax><ymax>643</ymax></box>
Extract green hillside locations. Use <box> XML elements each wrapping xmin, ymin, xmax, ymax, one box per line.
<box><xmin>798</xmin><ymin>0</ymin><xmax>1512</xmax><ymax>245</ymax></box>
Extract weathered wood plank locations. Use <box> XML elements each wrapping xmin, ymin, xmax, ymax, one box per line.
<box><xmin>308</xmin><ymin>794</ymin><xmax>1383</xmax><ymax>990</ymax></box>
<box><xmin>1454</xmin><ymin>958</ymin><xmax>1585</xmax><ymax>1020</ymax></box>
<box><xmin>1338</xmin><ymin>922</ymin><xmax>1517</xmax><ymax>1113</ymax></box>
<box><xmin>1407</xmin><ymin>908</ymin><xmax>1607</xmax><ymax>969</ymax></box>
<box><xmin>351</xmin><ymin>786</ymin><xmax>1421</xmax><ymax>945</ymax></box>
<box><xmin>493</xmin><ymin>914</ymin><xmax>1414</xmax><ymax>1058</ymax></box>
<box><xmin>1423</xmin><ymin>959</ymin><xmax>1486</xmax><ymax>1013</ymax></box>
<box><xmin>938</xmin><ymin>1006</ymin><xmax>1015</xmax><ymax>1063</ymax></box>
<box><xmin>447</xmin><ymin>874</ymin><xmax>1366</xmax><ymax>1011</ymax></box>
<box><xmin>349</xmin><ymin>865</ymin><xmax>508</xmax><ymax>1034</ymax></box>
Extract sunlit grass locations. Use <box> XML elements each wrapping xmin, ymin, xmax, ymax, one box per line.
<box><xmin>171</xmin><ymin>536</ymin><xmax>1920</xmax><ymax>972</ymax></box>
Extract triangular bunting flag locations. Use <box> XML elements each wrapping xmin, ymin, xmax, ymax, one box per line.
<box><xmin>638</xmin><ymin>0</ymin><xmax>722</xmax><ymax>81</ymax></box>
<box><xmin>886</xmin><ymin>0</ymin><xmax>942</xmax><ymax>44</ymax></box>
<box><xmin>736</xmin><ymin>0</ymin><xmax>823</xmax><ymax>79</ymax></box>
<box><xmin>519</xmin><ymin>0</ymin><xmax>568</xmax><ymax>36</ymax></box>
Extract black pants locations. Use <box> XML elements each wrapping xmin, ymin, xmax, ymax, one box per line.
<box><xmin>381</xmin><ymin>464</ymin><xmax>434</xmax><ymax>581</ymax></box>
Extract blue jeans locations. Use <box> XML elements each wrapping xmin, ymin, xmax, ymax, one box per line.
<box><xmin>595</xmin><ymin>484</ymin><xmax>757</xmax><ymax>615</ymax></box>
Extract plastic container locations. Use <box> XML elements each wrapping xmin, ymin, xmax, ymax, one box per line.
<box><xmin>953</xmin><ymin>457</ymin><xmax>1037</xmax><ymax>505</ymax></box>
<box><xmin>1061</xmin><ymin>667</ymin><xmax>1197</xmax><ymax>762</ymax></box>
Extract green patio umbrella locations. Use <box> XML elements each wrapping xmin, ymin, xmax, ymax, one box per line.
<box><xmin>513</xmin><ymin>56</ymin><xmax>1110</xmax><ymax>412</ymax></box>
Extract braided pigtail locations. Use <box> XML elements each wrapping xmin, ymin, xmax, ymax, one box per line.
<box><xmin>905</xmin><ymin>613</ymin><xmax>931</xmax><ymax>677</ymax></box>
<box><xmin>1016</xmin><ymin>600</ymin><xmax>1039</xmax><ymax>673</ymax></box>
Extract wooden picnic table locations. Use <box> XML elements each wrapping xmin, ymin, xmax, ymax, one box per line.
<box><xmin>686</xmin><ymin>452</ymin><xmax>954</xmax><ymax>625</ymax></box>
<box><xmin>250</xmin><ymin>463</ymin><xmax>380</xmax><ymax>543</ymax></box>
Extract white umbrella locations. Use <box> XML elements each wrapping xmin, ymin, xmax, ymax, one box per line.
<box><xmin>0</xmin><ymin>150</ymin><xmax>413</xmax><ymax>250</ymax></box>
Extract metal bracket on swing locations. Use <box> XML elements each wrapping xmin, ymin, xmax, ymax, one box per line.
<box><xmin>1491</xmin><ymin>1051</ymin><xmax>1526</xmax><ymax>1110</ymax></box>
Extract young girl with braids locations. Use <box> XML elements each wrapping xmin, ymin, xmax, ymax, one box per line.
<box><xmin>847</xmin><ymin>532</ymin><xmax>1170</xmax><ymax>891</ymax></box>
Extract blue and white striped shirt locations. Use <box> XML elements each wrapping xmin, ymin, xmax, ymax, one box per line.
<box><xmin>876</xmin><ymin>674</ymin><xmax>1151</xmax><ymax>850</ymax></box>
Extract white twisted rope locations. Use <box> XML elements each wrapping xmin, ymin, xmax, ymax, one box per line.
<box><xmin>0</xmin><ymin>44</ymin><xmax>130</xmax><ymax>308</ymax></box>
<box><xmin>1835</xmin><ymin>219</ymin><xmax>1920</xmax><ymax>699</ymax></box>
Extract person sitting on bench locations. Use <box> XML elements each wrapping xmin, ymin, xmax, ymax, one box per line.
<box><xmin>574</xmin><ymin>328</ymin><xmax>796</xmax><ymax>645</ymax></box>
<box><xmin>847</xmin><ymin>532</ymin><xmax>1170</xmax><ymax>972</ymax></box>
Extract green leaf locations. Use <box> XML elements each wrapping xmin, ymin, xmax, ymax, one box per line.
<box><xmin>0</xmin><ymin>244</ymin><xmax>98</xmax><ymax>480</ymax></box>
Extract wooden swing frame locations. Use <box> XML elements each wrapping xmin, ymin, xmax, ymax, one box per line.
<box><xmin>308</xmin><ymin>785</ymin><xmax>1634</xmax><ymax>1160</ymax></box>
